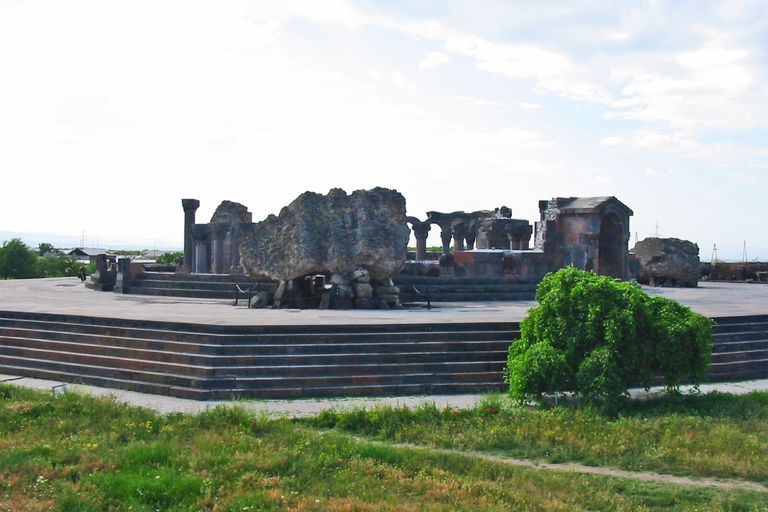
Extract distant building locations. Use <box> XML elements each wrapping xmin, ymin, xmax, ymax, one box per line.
<box><xmin>63</xmin><ymin>248</ymin><xmax>116</xmax><ymax>265</ymax></box>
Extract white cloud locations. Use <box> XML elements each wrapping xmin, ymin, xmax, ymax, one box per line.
<box><xmin>455</xmin><ymin>96</ymin><xmax>509</xmax><ymax>107</ymax></box>
<box><xmin>601</xmin><ymin>130</ymin><xmax>768</xmax><ymax>170</ymax></box>
<box><xmin>497</xmin><ymin>127</ymin><xmax>554</xmax><ymax>147</ymax></box>
<box><xmin>419</xmin><ymin>51</ymin><xmax>449</xmax><ymax>70</ymax></box>
<box><xmin>605</xmin><ymin>35</ymin><xmax>761</xmax><ymax>130</ymax></box>
<box><xmin>729</xmin><ymin>172</ymin><xmax>758</xmax><ymax>183</ymax></box>
<box><xmin>517</xmin><ymin>102</ymin><xmax>542</xmax><ymax>110</ymax></box>
<box><xmin>645</xmin><ymin>166</ymin><xmax>675</xmax><ymax>178</ymax></box>
<box><xmin>391</xmin><ymin>70</ymin><xmax>417</xmax><ymax>89</ymax></box>
<box><xmin>442</xmin><ymin>36</ymin><xmax>612</xmax><ymax>104</ymax></box>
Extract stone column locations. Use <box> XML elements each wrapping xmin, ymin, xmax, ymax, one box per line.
<box><xmin>195</xmin><ymin>240</ymin><xmax>208</xmax><ymax>273</ymax></box>
<box><xmin>410</xmin><ymin>221</ymin><xmax>431</xmax><ymax>260</ymax></box>
<box><xmin>228</xmin><ymin>224</ymin><xmax>245</xmax><ymax>274</ymax></box>
<box><xmin>181</xmin><ymin>199</ymin><xmax>200</xmax><ymax>271</ymax></box>
<box><xmin>451</xmin><ymin>220</ymin><xmax>468</xmax><ymax>251</ymax></box>
<box><xmin>192</xmin><ymin>224</ymin><xmax>210</xmax><ymax>273</ymax></box>
<box><xmin>437</xmin><ymin>222</ymin><xmax>453</xmax><ymax>254</ymax></box>
<box><xmin>465</xmin><ymin>220</ymin><xmax>477</xmax><ymax>251</ymax></box>
<box><xmin>212</xmin><ymin>225</ymin><xmax>228</xmax><ymax>274</ymax></box>
<box><xmin>505</xmin><ymin>220</ymin><xmax>533</xmax><ymax>250</ymax></box>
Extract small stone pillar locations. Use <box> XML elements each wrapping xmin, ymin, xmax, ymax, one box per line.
<box><xmin>212</xmin><ymin>225</ymin><xmax>228</xmax><ymax>274</ymax></box>
<box><xmin>410</xmin><ymin>221</ymin><xmax>431</xmax><ymax>260</ymax></box>
<box><xmin>505</xmin><ymin>220</ymin><xmax>533</xmax><ymax>250</ymax></box>
<box><xmin>192</xmin><ymin>224</ymin><xmax>210</xmax><ymax>273</ymax></box>
<box><xmin>465</xmin><ymin>221</ymin><xmax>477</xmax><ymax>250</ymax></box>
<box><xmin>181</xmin><ymin>199</ymin><xmax>200</xmax><ymax>271</ymax></box>
<box><xmin>451</xmin><ymin>221</ymin><xmax>469</xmax><ymax>251</ymax></box>
<box><xmin>114</xmin><ymin>258</ymin><xmax>132</xmax><ymax>293</ymax></box>
<box><xmin>438</xmin><ymin>222</ymin><xmax>453</xmax><ymax>254</ymax></box>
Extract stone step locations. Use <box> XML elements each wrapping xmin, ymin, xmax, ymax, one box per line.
<box><xmin>124</xmin><ymin>272</ymin><xmax>277</xmax><ymax>299</ymax></box>
<box><xmin>141</xmin><ymin>272</ymin><xmax>270</xmax><ymax>284</ymax></box>
<box><xmin>395</xmin><ymin>278</ymin><xmax>538</xmax><ymax>302</ymax></box>
<box><xmin>0</xmin><ymin>355</ymin><xmax>506</xmax><ymax>399</ymax></box>
<box><xmin>0</xmin><ymin>322</ymin><xmax>518</xmax><ymax>351</ymax></box>
<box><xmin>711</xmin><ymin>315</ymin><xmax>768</xmax><ymax>333</ymax></box>
<box><xmin>712</xmin><ymin>331</ymin><xmax>768</xmax><ymax>345</ymax></box>
<box><xmin>402</xmin><ymin>291</ymin><xmax>536</xmax><ymax>302</ymax></box>
<box><xmin>0</xmin><ymin>337</ymin><xmax>508</xmax><ymax>372</ymax></box>
<box><xmin>704</xmin><ymin>368</ymin><xmax>768</xmax><ymax>383</ymax></box>
<box><xmin>712</xmin><ymin>338</ymin><xmax>768</xmax><ymax>354</ymax></box>
<box><xmin>130</xmin><ymin>280</ymin><xmax>272</xmax><ymax>293</ymax></box>
<box><xmin>208</xmin><ymin>371</ymin><xmax>506</xmax><ymax>391</ymax></box>
<box><xmin>394</xmin><ymin>275</ymin><xmax>540</xmax><ymax>286</ymax></box>
<box><xmin>713</xmin><ymin>323</ymin><xmax>768</xmax><ymax>335</ymax></box>
<box><xmin>0</xmin><ymin>355</ymin><xmax>206</xmax><ymax>389</ymax></box>
<box><xmin>2</xmin><ymin>307</ymin><xmax>766</xmax><ymax>400</ymax></box>
<box><xmin>0</xmin><ymin>344</ymin><xmax>506</xmax><ymax>383</ymax></box>
<box><xmin>0</xmin><ymin>314</ymin><xmax>518</xmax><ymax>345</ymax></box>
<box><xmin>123</xmin><ymin>287</ymin><xmax>241</xmax><ymax>300</ymax></box>
<box><xmin>711</xmin><ymin>348</ymin><xmax>768</xmax><ymax>364</ymax></box>
<box><xmin>0</xmin><ymin>361</ymin><xmax>209</xmax><ymax>400</ymax></box>
<box><xmin>707</xmin><ymin>358</ymin><xmax>768</xmax><ymax>378</ymax></box>
<box><xmin>0</xmin><ymin>328</ymin><xmax>514</xmax><ymax>357</ymax></box>
<box><xmin>210</xmin><ymin>380</ymin><xmax>506</xmax><ymax>400</ymax></box>
<box><xmin>0</xmin><ymin>346</ymin><xmax>213</xmax><ymax>379</ymax></box>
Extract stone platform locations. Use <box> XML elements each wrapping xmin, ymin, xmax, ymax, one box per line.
<box><xmin>1</xmin><ymin>278</ymin><xmax>767</xmax><ymax>400</ymax></box>
<box><xmin>3</xmin><ymin>278</ymin><xmax>767</xmax><ymax>326</ymax></box>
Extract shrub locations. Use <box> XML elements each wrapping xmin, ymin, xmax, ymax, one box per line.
<box><xmin>155</xmin><ymin>251</ymin><xmax>183</xmax><ymax>265</ymax></box>
<box><xmin>0</xmin><ymin>238</ymin><xmax>38</xmax><ymax>279</ymax></box>
<box><xmin>507</xmin><ymin>267</ymin><xmax>713</xmax><ymax>412</ymax></box>
<box><xmin>34</xmin><ymin>254</ymin><xmax>81</xmax><ymax>277</ymax></box>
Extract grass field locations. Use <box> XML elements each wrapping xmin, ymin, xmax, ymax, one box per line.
<box><xmin>1</xmin><ymin>383</ymin><xmax>767</xmax><ymax>511</ymax></box>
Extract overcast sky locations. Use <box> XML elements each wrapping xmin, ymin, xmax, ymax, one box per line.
<box><xmin>1</xmin><ymin>0</ymin><xmax>766</xmax><ymax>260</ymax></box>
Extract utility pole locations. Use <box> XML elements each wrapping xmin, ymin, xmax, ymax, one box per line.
<box><xmin>711</xmin><ymin>243</ymin><xmax>718</xmax><ymax>265</ymax></box>
<box><xmin>743</xmin><ymin>241</ymin><xmax>748</xmax><ymax>263</ymax></box>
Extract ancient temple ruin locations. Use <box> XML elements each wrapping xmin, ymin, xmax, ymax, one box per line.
<box><xmin>405</xmin><ymin>196</ymin><xmax>633</xmax><ymax>282</ymax></box>
<box><xmin>177</xmin><ymin>191</ymin><xmax>633</xmax><ymax>308</ymax></box>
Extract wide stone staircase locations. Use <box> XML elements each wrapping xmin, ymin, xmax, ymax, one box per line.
<box><xmin>0</xmin><ymin>310</ymin><xmax>516</xmax><ymax>400</ymax></box>
<box><xmin>708</xmin><ymin>315</ymin><xmax>768</xmax><ymax>382</ymax></box>
<box><xmin>122</xmin><ymin>271</ymin><xmax>538</xmax><ymax>303</ymax></box>
<box><xmin>124</xmin><ymin>272</ymin><xmax>277</xmax><ymax>300</ymax></box>
<box><xmin>393</xmin><ymin>276</ymin><xmax>538</xmax><ymax>303</ymax></box>
<box><xmin>1</xmin><ymin>311</ymin><xmax>765</xmax><ymax>400</ymax></box>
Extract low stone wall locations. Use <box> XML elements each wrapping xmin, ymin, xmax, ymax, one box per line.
<box><xmin>701</xmin><ymin>262</ymin><xmax>768</xmax><ymax>282</ymax></box>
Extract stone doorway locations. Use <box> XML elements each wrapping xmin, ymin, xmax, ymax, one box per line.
<box><xmin>598</xmin><ymin>213</ymin><xmax>625</xmax><ymax>278</ymax></box>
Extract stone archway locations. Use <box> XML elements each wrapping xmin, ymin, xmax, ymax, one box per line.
<box><xmin>598</xmin><ymin>213</ymin><xmax>624</xmax><ymax>278</ymax></box>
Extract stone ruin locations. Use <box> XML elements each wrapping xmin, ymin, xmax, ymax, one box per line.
<box><xmin>182</xmin><ymin>188</ymin><xmax>410</xmax><ymax>309</ymax></box>
<box><xmin>405</xmin><ymin>196</ymin><xmax>634</xmax><ymax>283</ymax></box>
<box><xmin>179</xmin><ymin>189</ymin><xmax>636</xmax><ymax>308</ymax></box>
<box><xmin>239</xmin><ymin>188</ymin><xmax>410</xmax><ymax>309</ymax></box>
<box><xmin>633</xmin><ymin>237</ymin><xmax>701</xmax><ymax>288</ymax></box>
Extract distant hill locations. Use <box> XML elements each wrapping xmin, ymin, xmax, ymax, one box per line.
<box><xmin>0</xmin><ymin>230</ymin><xmax>182</xmax><ymax>252</ymax></box>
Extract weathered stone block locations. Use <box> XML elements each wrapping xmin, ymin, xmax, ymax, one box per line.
<box><xmin>634</xmin><ymin>237</ymin><xmax>701</xmax><ymax>287</ymax></box>
<box><xmin>355</xmin><ymin>283</ymin><xmax>374</xmax><ymax>299</ymax></box>
<box><xmin>240</xmin><ymin>188</ymin><xmax>410</xmax><ymax>282</ymax></box>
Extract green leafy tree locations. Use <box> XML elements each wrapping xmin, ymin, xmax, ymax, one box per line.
<box><xmin>155</xmin><ymin>251</ymin><xmax>183</xmax><ymax>265</ymax></box>
<box><xmin>0</xmin><ymin>238</ymin><xmax>39</xmax><ymax>279</ymax></box>
<box><xmin>507</xmin><ymin>267</ymin><xmax>713</xmax><ymax>412</ymax></box>
<box><xmin>34</xmin><ymin>254</ymin><xmax>81</xmax><ymax>278</ymax></box>
<box><xmin>38</xmin><ymin>242</ymin><xmax>57</xmax><ymax>256</ymax></box>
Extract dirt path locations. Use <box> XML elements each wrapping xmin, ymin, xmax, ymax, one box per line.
<box><xmin>342</xmin><ymin>434</ymin><xmax>768</xmax><ymax>494</ymax></box>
